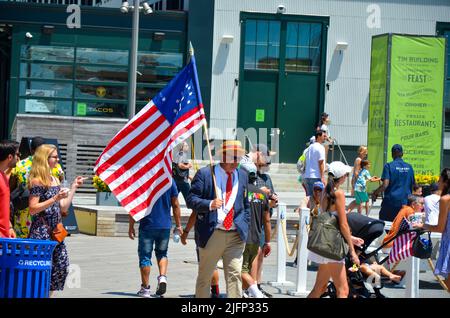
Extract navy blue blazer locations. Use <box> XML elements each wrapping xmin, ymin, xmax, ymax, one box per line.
<box><xmin>186</xmin><ymin>165</ymin><xmax>250</xmax><ymax>248</ymax></box>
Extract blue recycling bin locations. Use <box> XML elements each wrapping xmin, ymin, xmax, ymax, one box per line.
<box><xmin>0</xmin><ymin>238</ymin><xmax>57</xmax><ymax>298</ymax></box>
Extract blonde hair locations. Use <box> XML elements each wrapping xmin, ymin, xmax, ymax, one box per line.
<box><xmin>29</xmin><ymin>144</ymin><xmax>58</xmax><ymax>188</ymax></box>
<box><xmin>358</xmin><ymin>145</ymin><xmax>367</xmax><ymax>156</ymax></box>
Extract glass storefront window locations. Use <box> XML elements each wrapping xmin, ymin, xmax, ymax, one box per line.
<box><xmin>136</xmin><ymin>86</ymin><xmax>162</xmax><ymax>102</ymax></box>
<box><xmin>18</xmin><ymin>45</ymin><xmax>182</xmax><ymax>119</ymax></box>
<box><xmin>21</xmin><ymin>45</ymin><xmax>74</xmax><ymax>62</ymax></box>
<box><xmin>75</xmin><ymin>84</ymin><xmax>127</xmax><ymax>100</ymax></box>
<box><xmin>138</xmin><ymin>52</ymin><xmax>183</xmax><ymax>68</ymax></box>
<box><xmin>19</xmin><ymin>80</ymin><xmax>73</xmax><ymax>98</ymax></box>
<box><xmin>19</xmin><ymin>98</ymin><xmax>72</xmax><ymax>116</ymax></box>
<box><xmin>76</xmin><ymin>48</ymin><xmax>128</xmax><ymax>65</ymax></box>
<box><xmin>73</xmin><ymin>101</ymin><xmax>127</xmax><ymax>118</ymax></box>
<box><xmin>20</xmin><ymin>63</ymin><xmax>73</xmax><ymax>80</ymax></box>
<box><xmin>75</xmin><ymin>65</ymin><xmax>128</xmax><ymax>82</ymax></box>
<box><xmin>138</xmin><ymin>67</ymin><xmax>181</xmax><ymax>84</ymax></box>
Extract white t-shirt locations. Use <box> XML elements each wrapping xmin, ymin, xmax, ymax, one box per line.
<box><xmin>304</xmin><ymin>142</ymin><xmax>325</xmax><ymax>179</ymax></box>
<box><xmin>424</xmin><ymin>194</ymin><xmax>440</xmax><ymax>226</ymax></box>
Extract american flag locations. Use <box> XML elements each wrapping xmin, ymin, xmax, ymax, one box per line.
<box><xmin>388</xmin><ymin>217</ymin><xmax>417</xmax><ymax>264</ymax></box>
<box><xmin>94</xmin><ymin>55</ymin><xmax>206</xmax><ymax>221</ymax></box>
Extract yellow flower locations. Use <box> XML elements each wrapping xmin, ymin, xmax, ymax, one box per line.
<box><xmin>93</xmin><ymin>175</ymin><xmax>111</xmax><ymax>192</ymax></box>
<box><xmin>415</xmin><ymin>174</ymin><xmax>439</xmax><ymax>185</ymax></box>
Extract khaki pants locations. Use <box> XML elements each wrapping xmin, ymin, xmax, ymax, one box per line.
<box><xmin>196</xmin><ymin>229</ymin><xmax>245</xmax><ymax>298</ymax></box>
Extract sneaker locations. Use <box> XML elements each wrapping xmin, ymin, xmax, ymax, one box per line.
<box><xmin>242</xmin><ymin>289</ymin><xmax>249</xmax><ymax>298</ymax></box>
<box><xmin>258</xmin><ymin>286</ymin><xmax>273</xmax><ymax>298</ymax></box>
<box><xmin>137</xmin><ymin>285</ymin><xmax>151</xmax><ymax>298</ymax></box>
<box><xmin>156</xmin><ymin>276</ymin><xmax>167</xmax><ymax>296</ymax></box>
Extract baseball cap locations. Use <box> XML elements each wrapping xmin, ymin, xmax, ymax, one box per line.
<box><xmin>240</xmin><ymin>161</ymin><xmax>257</xmax><ymax>175</ymax></box>
<box><xmin>313</xmin><ymin>181</ymin><xmax>324</xmax><ymax>190</ymax></box>
<box><xmin>328</xmin><ymin>161</ymin><xmax>352</xmax><ymax>179</ymax></box>
<box><xmin>391</xmin><ymin>144</ymin><xmax>403</xmax><ymax>153</ymax></box>
<box><xmin>253</xmin><ymin>144</ymin><xmax>276</xmax><ymax>157</ymax></box>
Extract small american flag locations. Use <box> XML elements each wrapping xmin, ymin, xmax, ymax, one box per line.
<box><xmin>388</xmin><ymin>217</ymin><xmax>417</xmax><ymax>264</ymax></box>
<box><xmin>94</xmin><ymin>55</ymin><xmax>206</xmax><ymax>221</ymax></box>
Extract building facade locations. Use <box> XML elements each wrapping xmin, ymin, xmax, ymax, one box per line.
<box><xmin>0</xmin><ymin>0</ymin><xmax>189</xmax><ymax>190</ymax></box>
<box><xmin>203</xmin><ymin>0</ymin><xmax>450</xmax><ymax>163</ymax></box>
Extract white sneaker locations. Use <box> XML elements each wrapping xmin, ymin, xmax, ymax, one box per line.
<box><xmin>137</xmin><ymin>285</ymin><xmax>151</xmax><ymax>298</ymax></box>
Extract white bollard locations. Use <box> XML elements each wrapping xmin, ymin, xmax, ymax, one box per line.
<box><xmin>269</xmin><ymin>202</ymin><xmax>295</xmax><ymax>287</ymax></box>
<box><xmin>288</xmin><ymin>208</ymin><xmax>310</xmax><ymax>296</ymax></box>
<box><xmin>405</xmin><ymin>256</ymin><xmax>420</xmax><ymax>298</ymax></box>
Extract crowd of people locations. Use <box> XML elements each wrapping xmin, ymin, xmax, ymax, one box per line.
<box><xmin>0</xmin><ymin>137</ymin><xmax>86</xmax><ymax>297</ymax></box>
<box><xmin>1</xmin><ymin>119</ymin><xmax>450</xmax><ymax>298</ymax></box>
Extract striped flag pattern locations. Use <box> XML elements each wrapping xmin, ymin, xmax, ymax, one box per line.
<box><xmin>94</xmin><ymin>55</ymin><xmax>206</xmax><ymax>221</ymax></box>
<box><xmin>388</xmin><ymin>218</ymin><xmax>417</xmax><ymax>264</ymax></box>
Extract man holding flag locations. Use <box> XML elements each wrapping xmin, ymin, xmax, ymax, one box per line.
<box><xmin>94</xmin><ymin>51</ymin><xmax>206</xmax><ymax>295</ymax></box>
<box><xmin>187</xmin><ymin>140</ymin><xmax>250</xmax><ymax>298</ymax></box>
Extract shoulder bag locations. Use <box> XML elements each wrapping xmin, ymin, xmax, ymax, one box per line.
<box><xmin>307</xmin><ymin>211</ymin><xmax>349</xmax><ymax>260</ymax></box>
<box><xmin>41</xmin><ymin>215</ymin><xmax>68</xmax><ymax>244</ymax></box>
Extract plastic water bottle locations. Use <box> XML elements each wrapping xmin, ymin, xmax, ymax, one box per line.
<box><xmin>173</xmin><ymin>229</ymin><xmax>180</xmax><ymax>243</ymax></box>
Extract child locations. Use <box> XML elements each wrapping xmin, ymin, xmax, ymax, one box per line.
<box><xmin>349</xmin><ymin>160</ymin><xmax>380</xmax><ymax>215</ymax></box>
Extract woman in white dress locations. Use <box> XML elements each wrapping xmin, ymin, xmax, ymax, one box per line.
<box><xmin>308</xmin><ymin>161</ymin><xmax>361</xmax><ymax>298</ymax></box>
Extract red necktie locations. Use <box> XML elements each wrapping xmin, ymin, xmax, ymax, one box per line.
<box><xmin>223</xmin><ymin>172</ymin><xmax>234</xmax><ymax>230</ymax></box>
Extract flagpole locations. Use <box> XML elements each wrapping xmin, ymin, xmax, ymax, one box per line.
<box><xmin>189</xmin><ymin>42</ymin><xmax>219</xmax><ymax>199</ymax></box>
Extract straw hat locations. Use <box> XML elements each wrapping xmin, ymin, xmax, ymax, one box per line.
<box><xmin>216</xmin><ymin>140</ymin><xmax>246</xmax><ymax>156</ymax></box>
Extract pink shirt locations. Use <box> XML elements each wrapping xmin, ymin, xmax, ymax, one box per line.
<box><xmin>0</xmin><ymin>171</ymin><xmax>10</xmax><ymax>237</ymax></box>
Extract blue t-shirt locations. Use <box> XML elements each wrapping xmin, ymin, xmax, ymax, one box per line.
<box><xmin>139</xmin><ymin>182</ymin><xmax>178</xmax><ymax>230</ymax></box>
<box><xmin>381</xmin><ymin>158</ymin><xmax>415</xmax><ymax>207</ymax></box>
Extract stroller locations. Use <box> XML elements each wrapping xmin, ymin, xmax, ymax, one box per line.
<box><xmin>321</xmin><ymin>212</ymin><xmax>431</xmax><ymax>298</ymax></box>
<box><xmin>321</xmin><ymin>213</ymin><xmax>386</xmax><ymax>298</ymax></box>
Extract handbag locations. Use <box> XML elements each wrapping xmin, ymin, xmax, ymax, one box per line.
<box><xmin>412</xmin><ymin>231</ymin><xmax>432</xmax><ymax>259</ymax></box>
<box><xmin>307</xmin><ymin>211</ymin><xmax>349</xmax><ymax>260</ymax></box>
<box><xmin>41</xmin><ymin>216</ymin><xmax>68</xmax><ymax>243</ymax></box>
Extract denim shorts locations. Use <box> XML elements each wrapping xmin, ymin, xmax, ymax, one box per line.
<box><xmin>138</xmin><ymin>228</ymin><xmax>170</xmax><ymax>267</ymax></box>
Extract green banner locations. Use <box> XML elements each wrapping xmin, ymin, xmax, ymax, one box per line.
<box><xmin>388</xmin><ymin>36</ymin><xmax>445</xmax><ymax>176</ymax></box>
<box><xmin>367</xmin><ymin>35</ymin><xmax>388</xmax><ymax>189</ymax></box>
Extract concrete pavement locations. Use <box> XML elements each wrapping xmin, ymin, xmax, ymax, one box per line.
<box><xmin>54</xmin><ymin>233</ymin><xmax>449</xmax><ymax>298</ymax></box>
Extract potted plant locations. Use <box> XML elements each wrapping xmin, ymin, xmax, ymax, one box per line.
<box><xmin>93</xmin><ymin>175</ymin><xmax>121</xmax><ymax>206</ymax></box>
<box><xmin>415</xmin><ymin>174</ymin><xmax>439</xmax><ymax>197</ymax></box>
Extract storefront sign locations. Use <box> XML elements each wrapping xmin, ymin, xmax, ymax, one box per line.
<box><xmin>368</xmin><ymin>34</ymin><xmax>445</xmax><ymax>178</ymax></box>
<box><xmin>388</xmin><ymin>36</ymin><xmax>445</xmax><ymax>176</ymax></box>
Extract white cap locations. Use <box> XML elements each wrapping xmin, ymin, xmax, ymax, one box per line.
<box><xmin>328</xmin><ymin>161</ymin><xmax>352</xmax><ymax>179</ymax></box>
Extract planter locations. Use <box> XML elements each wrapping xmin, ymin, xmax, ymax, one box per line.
<box><xmin>96</xmin><ymin>192</ymin><xmax>121</xmax><ymax>206</ymax></box>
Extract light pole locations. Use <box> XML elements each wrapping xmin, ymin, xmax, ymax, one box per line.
<box><xmin>120</xmin><ymin>1</ymin><xmax>153</xmax><ymax>119</ymax></box>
